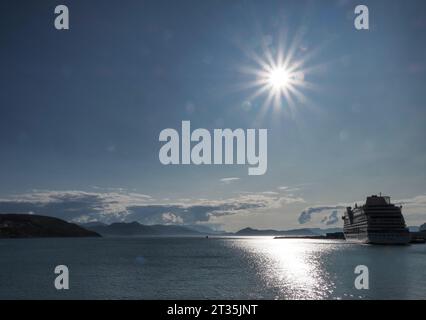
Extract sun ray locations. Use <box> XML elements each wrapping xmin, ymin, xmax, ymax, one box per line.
<box><xmin>237</xmin><ymin>32</ymin><xmax>321</xmax><ymax>119</ymax></box>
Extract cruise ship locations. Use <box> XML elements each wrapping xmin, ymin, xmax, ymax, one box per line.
<box><xmin>342</xmin><ymin>195</ymin><xmax>410</xmax><ymax>245</ymax></box>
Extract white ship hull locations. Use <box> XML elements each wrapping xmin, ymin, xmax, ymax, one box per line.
<box><xmin>344</xmin><ymin>232</ymin><xmax>410</xmax><ymax>245</ymax></box>
<box><xmin>343</xmin><ymin>195</ymin><xmax>411</xmax><ymax>245</ymax></box>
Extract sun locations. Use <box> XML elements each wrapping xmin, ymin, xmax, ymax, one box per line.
<box><xmin>268</xmin><ymin>67</ymin><xmax>291</xmax><ymax>90</ymax></box>
<box><xmin>244</xmin><ymin>55</ymin><xmax>307</xmax><ymax>115</ymax></box>
<box><xmin>238</xmin><ymin>34</ymin><xmax>318</xmax><ymax>118</ymax></box>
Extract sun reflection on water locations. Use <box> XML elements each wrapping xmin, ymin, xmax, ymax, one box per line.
<box><xmin>229</xmin><ymin>238</ymin><xmax>339</xmax><ymax>299</ymax></box>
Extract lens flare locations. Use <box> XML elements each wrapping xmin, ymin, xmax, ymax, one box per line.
<box><xmin>238</xmin><ymin>33</ymin><xmax>322</xmax><ymax>120</ymax></box>
<box><xmin>268</xmin><ymin>67</ymin><xmax>290</xmax><ymax>90</ymax></box>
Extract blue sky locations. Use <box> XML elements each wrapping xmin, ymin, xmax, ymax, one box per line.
<box><xmin>1</xmin><ymin>0</ymin><xmax>426</xmax><ymax>231</ymax></box>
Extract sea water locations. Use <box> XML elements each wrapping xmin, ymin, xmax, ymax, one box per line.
<box><xmin>0</xmin><ymin>237</ymin><xmax>425</xmax><ymax>299</ymax></box>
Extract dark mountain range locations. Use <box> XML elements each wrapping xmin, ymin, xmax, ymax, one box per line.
<box><xmin>0</xmin><ymin>214</ymin><xmax>100</xmax><ymax>238</ymax></box>
<box><xmin>81</xmin><ymin>222</ymin><xmax>343</xmax><ymax>237</ymax></box>
<box><xmin>80</xmin><ymin>221</ymin><xmax>107</xmax><ymax>228</ymax></box>
<box><xmin>2</xmin><ymin>214</ymin><xmax>423</xmax><ymax>239</ymax></box>
<box><xmin>234</xmin><ymin>227</ymin><xmax>343</xmax><ymax>236</ymax></box>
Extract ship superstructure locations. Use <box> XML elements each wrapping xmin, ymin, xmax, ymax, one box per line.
<box><xmin>343</xmin><ymin>195</ymin><xmax>410</xmax><ymax>244</ymax></box>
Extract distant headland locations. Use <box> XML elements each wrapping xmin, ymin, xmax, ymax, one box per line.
<box><xmin>0</xmin><ymin>214</ymin><xmax>100</xmax><ymax>238</ymax></box>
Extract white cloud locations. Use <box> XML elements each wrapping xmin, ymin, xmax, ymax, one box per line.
<box><xmin>161</xmin><ymin>212</ymin><xmax>184</xmax><ymax>225</ymax></box>
<box><xmin>261</xmin><ymin>191</ymin><xmax>279</xmax><ymax>195</ymax></box>
<box><xmin>0</xmin><ymin>189</ymin><xmax>298</xmax><ymax>227</ymax></box>
<box><xmin>298</xmin><ymin>194</ymin><xmax>426</xmax><ymax>226</ymax></box>
<box><xmin>298</xmin><ymin>204</ymin><xmax>347</xmax><ymax>224</ymax></box>
<box><xmin>220</xmin><ymin>177</ymin><xmax>240</xmax><ymax>184</ymax></box>
<box><xmin>278</xmin><ymin>186</ymin><xmax>289</xmax><ymax>190</ymax></box>
<box><xmin>278</xmin><ymin>186</ymin><xmax>300</xmax><ymax>192</ymax></box>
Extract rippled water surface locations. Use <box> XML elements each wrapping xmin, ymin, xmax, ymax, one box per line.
<box><xmin>0</xmin><ymin>237</ymin><xmax>425</xmax><ymax>299</ymax></box>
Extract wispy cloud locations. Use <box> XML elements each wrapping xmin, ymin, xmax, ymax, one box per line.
<box><xmin>261</xmin><ymin>191</ymin><xmax>279</xmax><ymax>195</ymax></box>
<box><xmin>278</xmin><ymin>186</ymin><xmax>301</xmax><ymax>192</ymax></box>
<box><xmin>278</xmin><ymin>186</ymin><xmax>290</xmax><ymax>190</ymax></box>
<box><xmin>0</xmin><ymin>189</ymin><xmax>303</xmax><ymax>226</ymax></box>
<box><xmin>298</xmin><ymin>194</ymin><xmax>426</xmax><ymax>226</ymax></box>
<box><xmin>298</xmin><ymin>205</ymin><xmax>346</xmax><ymax>224</ymax></box>
<box><xmin>320</xmin><ymin>210</ymin><xmax>339</xmax><ymax>225</ymax></box>
<box><xmin>394</xmin><ymin>194</ymin><xmax>426</xmax><ymax>208</ymax></box>
<box><xmin>220</xmin><ymin>177</ymin><xmax>240</xmax><ymax>184</ymax></box>
<box><xmin>0</xmin><ymin>190</ymin><xmax>153</xmax><ymax>223</ymax></box>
